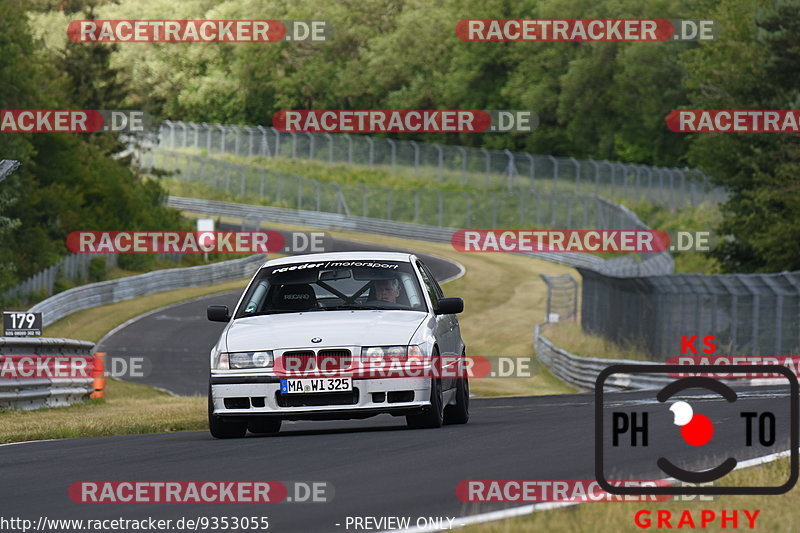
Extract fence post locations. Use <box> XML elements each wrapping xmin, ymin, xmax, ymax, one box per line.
<box><xmin>192</xmin><ymin>123</ymin><xmax>200</xmax><ymax>152</ymax></box>
<box><xmin>256</xmin><ymin>126</ymin><xmax>269</xmax><ymax>157</ymax></box>
<box><xmin>324</xmin><ymin>133</ymin><xmax>333</xmax><ymax>164</ymax></box>
<box><xmin>410</xmin><ymin>141</ymin><xmax>419</xmax><ymax>175</ymax></box>
<box><xmin>547</xmin><ymin>155</ymin><xmax>559</xmax><ymax>191</ymax></box>
<box><xmin>290</xmin><ymin>132</ymin><xmax>297</xmax><ymax>158</ymax></box>
<box><xmin>525</xmin><ymin>153</ymin><xmax>535</xmax><ymax>192</ymax></box>
<box><xmin>387</xmin><ymin>139</ymin><xmax>397</xmax><ymax>173</ymax></box>
<box><xmin>178</xmin><ymin>122</ymin><xmax>188</xmax><ymax>149</ymax></box>
<box><xmin>213</xmin><ymin>124</ymin><xmax>224</xmax><ymax>154</ymax></box>
<box><xmin>458</xmin><ymin>146</ymin><xmax>467</xmax><ymax>185</ymax></box>
<box><xmin>479</xmin><ymin>148</ymin><xmax>491</xmax><ymax>187</ymax></box>
<box><xmin>306</xmin><ymin>132</ymin><xmax>315</xmax><ymax>159</ymax></box>
<box><xmin>235</xmin><ymin>126</ymin><xmax>244</xmax><ymax>156</ymax></box>
<box><xmin>589</xmin><ymin>160</ymin><xmax>599</xmax><ymax>195</ymax></box>
<box><xmin>504</xmin><ymin>149</ymin><xmax>515</xmax><ymax>191</ymax></box>
<box><xmin>164</xmin><ymin>120</ymin><xmax>175</xmax><ymax>148</ymax></box>
<box><xmin>569</xmin><ymin>157</ymin><xmax>580</xmax><ymax>193</ymax></box>
<box><xmin>244</xmin><ymin>126</ymin><xmax>255</xmax><ymax>156</ymax></box>
<box><xmin>345</xmin><ymin>134</ymin><xmax>353</xmax><ymax>164</ymax></box>
<box><xmin>366</xmin><ymin>136</ymin><xmax>374</xmax><ymax>166</ymax></box>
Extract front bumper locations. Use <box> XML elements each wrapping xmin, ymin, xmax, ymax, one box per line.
<box><xmin>210</xmin><ymin>376</ymin><xmax>432</xmax><ymax>420</ymax></box>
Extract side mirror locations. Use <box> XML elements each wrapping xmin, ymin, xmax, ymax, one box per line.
<box><xmin>207</xmin><ymin>305</ymin><xmax>231</xmax><ymax>322</ymax></box>
<box><xmin>435</xmin><ymin>297</ymin><xmax>463</xmax><ymax>315</ymax></box>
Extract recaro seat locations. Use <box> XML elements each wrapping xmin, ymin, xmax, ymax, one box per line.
<box><xmin>274</xmin><ymin>283</ymin><xmax>318</xmax><ymax>310</ymax></box>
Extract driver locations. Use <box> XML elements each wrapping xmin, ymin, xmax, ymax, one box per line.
<box><xmin>374</xmin><ymin>278</ymin><xmax>401</xmax><ymax>303</ymax></box>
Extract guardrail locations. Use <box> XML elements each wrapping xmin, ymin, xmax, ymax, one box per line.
<box><xmin>166</xmin><ymin>196</ymin><xmax>674</xmax><ymax>277</ymax></box>
<box><xmin>4</xmin><ymin>252</ymin><xmax>188</xmax><ymax>304</ymax></box>
<box><xmin>0</xmin><ymin>337</ymin><xmax>95</xmax><ymax>409</ymax></box>
<box><xmin>29</xmin><ymin>254</ymin><xmax>265</xmax><ymax>327</ymax></box>
<box><xmin>534</xmin><ymin>324</ymin><xmax>672</xmax><ymax>391</ymax></box>
<box><xmin>534</xmin><ymin>325</ymin><xmax>791</xmax><ymax>393</ymax></box>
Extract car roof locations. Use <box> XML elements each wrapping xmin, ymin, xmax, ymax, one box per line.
<box><xmin>260</xmin><ymin>251</ymin><xmax>416</xmax><ymax>268</ymax></box>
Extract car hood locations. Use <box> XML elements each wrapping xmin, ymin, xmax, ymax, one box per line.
<box><xmin>224</xmin><ymin>310</ymin><xmax>427</xmax><ymax>351</ymax></box>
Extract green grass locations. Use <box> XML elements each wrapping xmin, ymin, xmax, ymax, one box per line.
<box><xmin>0</xmin><ymin>378</ymin><xmax>205</xmax><ymax>444</ymax></box>
<box><xmin>541</xmin><ymin>321</ymin><xmax>650</xmax><ymax>361</ymax></box>
<box><xmin>628</xmin><ymin>199</ymin><xmax>723</xmax><ymax>274</ymax></box>
<box><xmin>462</xmin><ymin>457</ymin><xmax>796</xmax><ymax>532</ymax></box>
<box><xmin>153</xmin><ymin>148</ymin><xmax>723</xmax><ymax>273</ymax></box>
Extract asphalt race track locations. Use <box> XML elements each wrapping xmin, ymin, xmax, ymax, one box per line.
<box><xmin>0</xmin><ymin>391</ymin><xmax>792</xmax><ymax>532</ymax></box>
<box><xmin>6</xmin><ymin>233</ymin><xmax>795</xmax><ymax>532</ymax></box>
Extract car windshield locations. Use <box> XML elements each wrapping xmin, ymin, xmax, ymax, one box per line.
<box><xmin>234</xmin><ymin>259</ymin><xmax>428</xmax><ymax>317</ymax></box>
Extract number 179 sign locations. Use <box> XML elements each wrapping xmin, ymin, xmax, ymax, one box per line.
<box><xmin>3</xmin><ymin>312</ymin><xmax>42</xmax><ymax>337</ymax></box>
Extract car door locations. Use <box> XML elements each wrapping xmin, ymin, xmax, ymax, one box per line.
<box><xmin>416</xmin><ymin>260</ymin><xmax>457</xmax><ymax>389</ymax></box>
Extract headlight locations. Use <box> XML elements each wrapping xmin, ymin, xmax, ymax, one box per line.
<box><xmin>361</xmin><ymin>346</ymin><xmax>408</xmax><ymax>361</ymax></box>
<box><xmin>218</xmin><ymin>351</ymin><xmax>274</xmax><ymax>369</ymax></box>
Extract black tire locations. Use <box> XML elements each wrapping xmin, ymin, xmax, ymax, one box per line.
<box><xmin>444</xmin><ymin>374</ymin><xmax>469</xmax><ymax>425</ymax></box>
<box><xmin>407</xmin><ymin>373</ymin><xmax>444</xmax><ymax>429</ymax></box>
<box><xmin>208</xmin><ymin>387</ymin><xmax>247</xmax><ymax>439</ymax></box>
<box><xmin>248</xmin><ymin>418</ymin><xmax>282</xmax><ymax>434</ymax></box>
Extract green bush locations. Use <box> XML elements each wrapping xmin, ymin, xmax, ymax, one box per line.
<box><xmin>88</xmin><ymin>257</ymin><xmax>107</xmax><ymax>282</ymax></box>
<box><xmin>118</xmin><ymin>254</ymin><xmax>157</xmax><ymax>272</ymax></box>
<box><xmin>52</xmin><ymin>267</ymin><xmax>71</xmax><ymax>294</ymax></box>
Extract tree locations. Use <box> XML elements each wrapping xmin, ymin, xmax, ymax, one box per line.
<box><xmin>681</xmin><ymin>0</ymin><xmax>800</xmax><ymax>272</ymax></box>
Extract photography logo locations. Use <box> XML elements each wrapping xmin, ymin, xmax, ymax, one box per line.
<box><xmin>595</xmin><ymin>364</ymin><xmax>798</xmax><ymax>495</ymax></box>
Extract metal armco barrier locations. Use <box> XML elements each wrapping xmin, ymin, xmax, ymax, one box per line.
<box><xmin>29</xmin><ymin>254</ymin><xmax>265</xmax><ymax>327</ymax></box>
<box><xmin>166</xmin><ymin>196</ymin><xmax>674</xmax><ymax>278</ymax></box>
<box><xmin>534</xmin><ymin>325</ymin><xmax>793</xmax><ymax>394</ymax></box>
<box><xmin>534</xmin><ymin>325</ymin><xmax>672</xmax><ymax>391</ymax></box>
<box><xmin>0</xmin><ymin>337</ymin><xmax>95</xmax><ymax>410</ymax></box>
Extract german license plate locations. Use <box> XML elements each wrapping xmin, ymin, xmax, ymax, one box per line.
<box><xmin>280</xmin><ymin>378</ymin><xmax>353</xmax><ymax>394</ymax></box>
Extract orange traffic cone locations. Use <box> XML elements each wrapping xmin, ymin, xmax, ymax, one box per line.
<box><xmin>90</xmin><ymin>352</ymin><xmax>106</xmax><ymax>399</ymax></box>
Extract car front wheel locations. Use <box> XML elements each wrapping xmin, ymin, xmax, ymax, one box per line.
<box><xmin>444</xmin><ymin>373</ymin><xmax>469</xmax><ymax>425</ymax></box>
<box><xmin>407</xmin><ymin>375</ymin><xmax>444</xmax><ymax>429</ymax></box>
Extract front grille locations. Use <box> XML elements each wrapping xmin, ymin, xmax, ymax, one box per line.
<box><xmin>318</xmin><ymin>349</ymin><xmax>352</xmax><ymax>371</ymax></box>
<box><xmin>276</xmin><ymin>389</ymin><xmax>359</xmax><ymax>407</ymax></box>
<box><xmin>282</xmin><ymin>350</ymin><xmax>316</xmax><ymax>371</ymax></box>
<box><xmin>281</xmin><ymin>349</ymin><xmax>352</xmax><ymax>373</ymax></box>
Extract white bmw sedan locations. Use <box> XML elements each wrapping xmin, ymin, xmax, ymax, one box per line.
<box><xmin>206</xmin><ymin>251</ymin><xmax>468</xmax><ymax>438</ymax></box>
